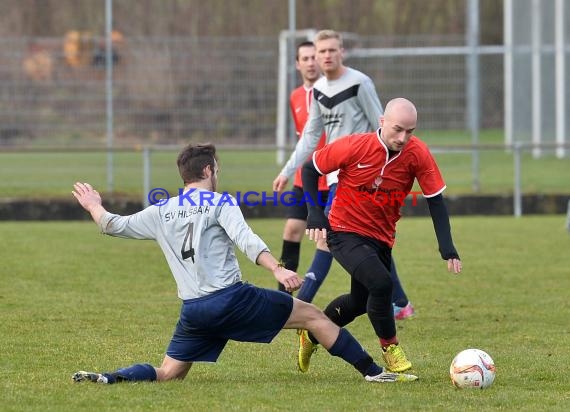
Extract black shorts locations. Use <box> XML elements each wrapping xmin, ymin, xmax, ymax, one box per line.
<box><xmin>284</xmin><ymin>185</ymin><xmax>329</xmax><ymax>220</ymax></box>
<box><xmin>326</xmin><ymin>230</ymin><xmax>392</xmax><ymax>275</ymax></box>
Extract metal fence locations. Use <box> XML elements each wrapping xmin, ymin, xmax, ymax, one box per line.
<box><xmin>0</xmin><ymin>36</ymin><xmax>279</xmax><ymax>146</ymax></box>
<box><xmin>136</xmin><ymin>143</ymin><xmax>569</xmax><ymax>216</ymax></box>
<box><xmin>1</xmin><ymin>143</ymin><xmax>567</xmax><ymax>218</ymax></box>
<box><xmin>1</xmin><ymin>0</ymin><xmax>569</xmax><ymax>154</ymax></box>
<box><xmin>0</xmin><ymin>32</ymin><xmax>508</xmax><ymax>148</ymax></box>
<box><xmin>507</xmin><ymin>0</ymin><xmax>570</xmax><ymax>157</ymax></box>
<box><xmin>2</xmin><ymin>31</ymin><xmax>567</xmax><ymax>147</ymax></box>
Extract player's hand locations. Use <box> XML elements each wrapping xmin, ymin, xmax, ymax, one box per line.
<box><xmin>273</xmin><ymin>266</ymin><xmax>303</xmax><ymax>292</ymax></box>
<box><xmin>306</xmin><ymin>208</ymin><xmax>329</xmax><ymax>242</ymax></box>
<box><xmin>306</xmin><ymin>227</ymin><xmax>327</xmax><ymax>242</ymax></box>
<box><xmin>447</xmin><ymin>258</ymin><xmax>462</xmax><ymax>274</ymax></box>
<box><xmin>72</xmin><ymin>182</ymin><xmax>102</xmax><ymax>212</ymax></box>
<box><xmin>272</xmin><ymin>175</ymin><xmax>289</xmax><ymax>193</ymax></box>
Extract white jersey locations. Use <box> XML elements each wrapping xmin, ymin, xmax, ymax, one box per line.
<box><xmin>99</xmin><ymin>188</ymin><xmax>269</xmax><ymax>300</ymax></box>
<box><xmin>280</xmin><ymin>67</ymin><xmax>383</xmax><ymax>186</ymax></box>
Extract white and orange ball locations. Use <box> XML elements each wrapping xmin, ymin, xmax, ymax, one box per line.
<box><xmin>450</xmin><ymin>348</ymin><xmax>496</xmax><ymax>389</ymax></box>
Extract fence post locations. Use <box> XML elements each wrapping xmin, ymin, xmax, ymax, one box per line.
<box><xmin>143</xmin><ymin>146</ymin><xmax>151</xmax><ymax>208</ymax></box>
<box><xmin>555</xmin><ymin>0</ymin><xmax>566</xmax><ymax>159</ymax></box>
<box><xmin>513</xmin><ymin>142</ymin><xmax>522</xmax><ymax>217</ymax></box>
<box><xmin>566</xmin><ymin>199</ymin><xmax>570</xmax><ymax>233</ymax></box>
<box><xmin>467</xmin><ymin>0</ymin><xmax>481</xmax><ymax>192</ymax></box>
<box><xmin>105</xmin><ymin>0</ymin><xmax>114</xmax><ymax>193</ymax></box>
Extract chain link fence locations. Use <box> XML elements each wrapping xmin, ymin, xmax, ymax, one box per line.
<box><xmin>0</xmin><ymin>35</ymin><xmax>279</xmax><ymax>146</ymax></box>
<box><xmin>345</xmin><ymin>34</ymin><xmax>503</xmax><ymax>130</ymax></box>
<box><xmin>0</xmin><ymin>33</ymin><xmax>504</xmax><ymax>148</ymax></box>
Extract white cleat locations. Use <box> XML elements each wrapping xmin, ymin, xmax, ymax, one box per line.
<box><xmin>365</xmin><ymin>370</ymin><xmax>418</xmax><ymax>383</ymax></box>
<box><xmin>72</xmin><ymin>371</ymin><xmax>109</xmax><ymax>384</ymax></box>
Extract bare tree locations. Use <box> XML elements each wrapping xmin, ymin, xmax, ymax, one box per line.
<box><xmin>0</xmin><ymin>0</ymin><xmax>502</xmax><ymax>38</ymax></box>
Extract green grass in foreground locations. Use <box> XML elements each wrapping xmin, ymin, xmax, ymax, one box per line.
<box><xmin>1</xmin><ymin>216</ymin><xmax>569</xmax><ymax>411</ymax></box>
<box><xmin>1</xmin><ymin>130</ymin><xmax>569</xmax><ymax>199</ymax></box>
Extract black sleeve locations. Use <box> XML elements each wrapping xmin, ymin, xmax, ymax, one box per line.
<box><xmin>301</xmin><ymin>159</ymin><xmax>320</xmax><ymax>202</ymax></box>
<box><xmin>426</xmin><ymin>194</ymin><xmax>460</xmax><ymax>260</ymax></box>
<box><xmin>301</xmin><ymin>160</ymin><xmax>330</xmax><ymax>230</ymax></box>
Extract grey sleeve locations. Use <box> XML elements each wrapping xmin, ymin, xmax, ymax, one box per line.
<box><xmin>358</xmin><ymin>77</ymin><xmax>383</xmax><ymax>129</ymax></box>
<box><xmin>279</xmin><ymin>99</ymin><xmax>324</xmax><ymax>178</ymax></box>
<box><xmin>99</xmin><ymin>206</ymin><xmax>158</xmax><ymax>240</ymax></box>
<box><xmin>216</xmin><ymin>203</ymin><xmax>269</xmax><ymax>263</ymax></box>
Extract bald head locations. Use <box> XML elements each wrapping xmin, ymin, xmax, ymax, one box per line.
<box><xmin>379</xmin><ymin>98</ymin><xmax>417</xmax><ymax>151</ymax></box>
<box><xmin>384</xmin><ymin>98</ymin><xmax>417</xmax><ymax>121</ymax></box>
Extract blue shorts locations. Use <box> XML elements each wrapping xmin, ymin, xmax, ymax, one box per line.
<box><xmin>166</xmin><ymin>282</ymin><xmax>293</xmax><ymax>362</ymax></box>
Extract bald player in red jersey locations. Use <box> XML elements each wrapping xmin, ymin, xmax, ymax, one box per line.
<box><xmin>299</xmin><ymin>97</ymin><xmax>462</xmax><ymax>374</ymax></box>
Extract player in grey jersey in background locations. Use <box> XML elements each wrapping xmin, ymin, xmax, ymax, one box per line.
<box><xmin>71</xmin><ymin>143</ymin><xmax>417</xmax><ymax>384</ymax></box>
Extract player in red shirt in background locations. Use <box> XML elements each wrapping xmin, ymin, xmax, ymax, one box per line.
<box><xmin>300</xmin><ymin>98</ymin><xmax>462</xmax><ymax>374</ymax></box>
<box><xmin>277</xmin><ymin>41</ymin><xmax>329</xmax><ymax>294</ymax></box>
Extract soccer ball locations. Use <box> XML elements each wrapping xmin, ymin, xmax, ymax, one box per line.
<box><xmin>449</xmin><ymin>348</ymin><xmax>496</xmax><ymax>389</ymax></box>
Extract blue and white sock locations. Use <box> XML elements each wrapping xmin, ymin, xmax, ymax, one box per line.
<box><xmin>390</xmin><ymin>257</ymin><xmax>409</xmax><ymax>308</ymax></box>
<box><xmin>296</xmin><ymin>249</ymin><xmax>333</xmax><ymax>303</ymax></box>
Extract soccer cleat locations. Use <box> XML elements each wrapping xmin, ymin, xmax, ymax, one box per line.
<box><xmin>382</xmin><ymin>344</ymin><xmax>412</xmax><ymax>372</ymax></box>
<box><xmin>365</xmin><ymin>369</ymin><xmax>418</xmax><ymax>383</ymax></box>
<box><xmin>297</xmin><ymin>329</ymin><xmax>318</xmax><ymax>373</ymax></box>
<box><xmin>72</xmin><ymin>371</ymin><xmax>109</xmax><ymax>384</ymax></box>
<box><xmin>393</xmin><ymin>302</ymin><xmax>415</xmax><ymax>320</ymax></box>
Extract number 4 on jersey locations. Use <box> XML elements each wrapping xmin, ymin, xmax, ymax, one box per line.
<box><xmin>181</xmin><ymin>222</ymin><xmax>195</xmax><ymax>262</ymax></box>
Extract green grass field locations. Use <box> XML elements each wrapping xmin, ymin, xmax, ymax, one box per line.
<box><xmin>1</xmin><ymin>130</ymin><xmax>569</xmax><ymax>199</ymax></box>
<box><xmin>1</xmin><ymin>216</ymin><xmax>569</xmax><ymax>411</ymax></box>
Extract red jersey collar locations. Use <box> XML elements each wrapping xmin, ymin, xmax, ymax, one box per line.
<box><xmin>376</xmin><ymin>128</ymin><xmax>405</xmax><ymax>166</ymax></box>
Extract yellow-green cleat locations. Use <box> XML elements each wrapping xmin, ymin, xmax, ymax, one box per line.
<box><xmin>382</xmin><ymin>344</ymin><xmax>412</xmax><ymax>372</ymax></box>
<box><xmin>297</xmin><ymin>329</ymin><xmax>318</xmax><ymax>373</ymax></box>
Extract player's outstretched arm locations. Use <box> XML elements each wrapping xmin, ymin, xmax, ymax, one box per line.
<box><xmin>256</xmin><ymin>251</ymin><xmax>303</xmax><ymax>293</ymax></box>
<box><xmin>302</xmin><ymin>159</ymin><xmax>329</xmax><ymax>242</ymax></box>
<box><xmin>72</xmin><ymin>182</ymin><xmax>108</xmax><ymax>226</ymax></box>
<box><xmin>272</xmin><ymin>174</ymin><xmax>289</xmax><ymax>192</ymax></box>
<box><xmin>274</xmin><ymin>103</ymin><xmax>324</xmax><ymax>191</ymax></box>
<box><xmin>426</xmin><ymin>194</ymin><xmax>462</xmax><ymax>274</ymax></box>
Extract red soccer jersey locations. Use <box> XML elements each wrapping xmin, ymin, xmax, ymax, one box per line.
<box><xmin>290</xmin><ymin>85</ymin><xmax>328</xmax><ymax>191</ymax></box>
<box><xmin>313</xmin><ymin>131</ymin><xmax>446</xmax><ymax>247</ymax></box>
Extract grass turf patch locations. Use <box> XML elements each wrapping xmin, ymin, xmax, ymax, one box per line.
<box><xmin>1</xmin><ymin>216</ymin><xmax>569</xmax><ymax>411</ymax></box>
